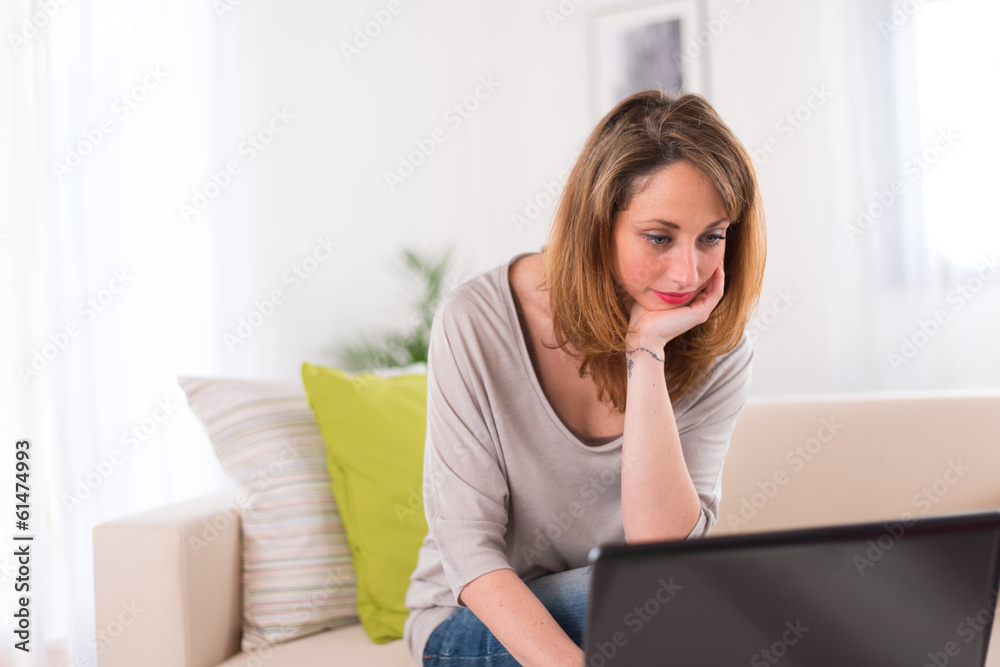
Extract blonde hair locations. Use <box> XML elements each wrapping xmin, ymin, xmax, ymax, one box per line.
<box><xmin>541</xmin><ymin>90</ymin><xmax>766</xmax><ymax>411</ymax></box>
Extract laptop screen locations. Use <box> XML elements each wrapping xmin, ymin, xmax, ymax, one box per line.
<box><xmin>584</xmin><ymin>511</ymin><xmax>1000</xmax><ymax>666</ymax></box>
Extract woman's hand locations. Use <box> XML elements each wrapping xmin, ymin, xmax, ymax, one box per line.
<box><xmin>627</xmin><ymin>264</ymin><xmax>725</xmax><ymax>347</ymax></box>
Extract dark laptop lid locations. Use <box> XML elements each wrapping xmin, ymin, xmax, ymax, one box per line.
<box><xmin>584</xmin><ymin>510</ymin><xmax>1000</xmax><ymax>666</ymax></box>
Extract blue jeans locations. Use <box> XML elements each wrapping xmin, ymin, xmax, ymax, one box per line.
<box><xmin>422</xmin><ymin>565</ymin><xmax>591</xmax><ymax>666</ymax></box>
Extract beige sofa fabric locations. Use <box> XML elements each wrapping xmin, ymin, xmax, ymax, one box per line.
<box><xmin>92</xmin><ymin>491</ymin><xmax>414</xmax><ymax>667</ymax></box>
<box><xmin>93</xmin><ymin>491</ymin><xmax>242</xmax><ymax>667</ymax></box>
<box><xmin>94</xmin><ymin>393</ymin><xmax>1000</xmax><ymax>666</ymax></box>
<box><xmin>715</xmin><ymin>392</ymin><xmax>1000</xmax><ymax>536</ymax></box>
<box><xmin>213</xmin><ymin>624</ymin><xmax>414</xmax><ymax>667</ymax></box>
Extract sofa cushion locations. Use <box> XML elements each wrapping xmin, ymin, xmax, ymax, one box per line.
<box><xmin>179</xmin><ymin>376</ymin><xmax>360</xmax><ymax>651</ymax></box>
<box><xmin>715</xmin><ymin>393</ymin><xmax>1000</xmax><ymax>536</ymax></box>
<box><xmin>301</xmin><ymin>363</ymin><xmax>429</xmax><ymax>644</ymax></box>
<box><xmin>213</xmin><ymin>623</ymin><xmax>415</xmax><ymax>667</ymax></box>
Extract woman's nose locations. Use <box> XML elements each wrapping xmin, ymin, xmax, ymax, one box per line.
<box><xmin>665</xmin><ymin>245</ymin><xmax>698</xmax><ymax>289</ymax></box>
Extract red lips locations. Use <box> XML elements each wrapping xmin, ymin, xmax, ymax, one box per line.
<box><xmin>654</xmin><ymin>290</ymin><xmax>694</xmax><ymax>305</ymax></box>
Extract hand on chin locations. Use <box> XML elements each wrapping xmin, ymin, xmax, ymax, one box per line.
<box><xmin>627</xmin><ymin>265</ymin><xmax>725</xmax><ymax>346</ymax></box>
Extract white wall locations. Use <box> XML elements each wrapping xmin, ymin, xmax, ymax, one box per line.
<box><xmin>192</xmin><ymin>0</ymin><xmax>1000</xmax><ymax>395</ymax></box>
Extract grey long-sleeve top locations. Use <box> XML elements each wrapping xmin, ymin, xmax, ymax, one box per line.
<box><xmin>402</xmin><ymin>252</ymin><xmax>753</xmax><ymax>665</ymax></box>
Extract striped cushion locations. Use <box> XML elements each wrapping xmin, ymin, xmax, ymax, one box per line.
<box><xmin>178</xmin><ymin>376</ymin><xmax>360</xmax><ymax>651</ymax></box>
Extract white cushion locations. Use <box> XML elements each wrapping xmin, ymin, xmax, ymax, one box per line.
<box><xmin>179</xmin><ymin>376</ymin><xmax>360</xmax><ymax>651</ymax></box>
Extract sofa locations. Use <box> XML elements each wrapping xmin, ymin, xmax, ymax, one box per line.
<box><xmin>93</xmin><ymin>390</ymin><xmax>1000</xmax><ymax>666</ymax></box>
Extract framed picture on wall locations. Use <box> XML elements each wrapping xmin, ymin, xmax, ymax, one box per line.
<box><xmin>588</xmin><ymin>0</ymin><xmax>707</xmax><ymax>120</ymax></box>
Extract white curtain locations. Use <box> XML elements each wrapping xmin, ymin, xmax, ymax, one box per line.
<box><xmin>814</xmin><ymin>0</ymin><xmax>1000</xmax><ymax>391</ymax></box>
<box><xmin>1</xmin><ymin>1</ymin><xmax>238</xmax><ymax>664</ymax></box>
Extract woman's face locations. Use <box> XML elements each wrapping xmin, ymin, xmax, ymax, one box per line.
<box><xmin>610</xmin><ymin>161</ymin><xmax>729</xmax><ymax>312</ymax></box>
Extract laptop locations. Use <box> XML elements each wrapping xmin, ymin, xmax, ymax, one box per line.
<box><xmin>583</xmin><ymin>510</ymin><xmax>1000</xmax><ymax>666</ymax></box>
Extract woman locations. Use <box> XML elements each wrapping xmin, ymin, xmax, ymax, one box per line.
<box><xmin>403</xmin><ymin>89</ymin><xmax>766</xmax><ymax>666</ymax></box>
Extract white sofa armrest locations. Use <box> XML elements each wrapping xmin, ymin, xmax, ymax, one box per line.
<box><xmin>93</xmin><ymin>491</ymin><xmax>243</xmax><ymax>667</ymax></box>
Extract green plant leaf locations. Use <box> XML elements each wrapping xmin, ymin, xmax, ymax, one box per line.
<box><xmin>335</xmin><ymin>244</ymin><xmax>456</xmax><ymax>370</ymax></box>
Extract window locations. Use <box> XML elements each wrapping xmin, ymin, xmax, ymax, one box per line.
<box><xmin>913</xmin><ymin>0</ymin><xmax>1000</xmax><ymax>269</ymax></box>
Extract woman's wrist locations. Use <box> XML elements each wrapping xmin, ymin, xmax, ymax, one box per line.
<box><xmin>625</xmin><ymin>332</ymin><xmax>666</xmax><ymax>359</ymax></box>
<box><xmin>626</xmin><ymin>344</ymin><xmax>664</xmax><ymax>362</ymax></box>
<box><xmin>625</xmin><ymin>337</ymin><xmax>666</xmax><ymax>379</ymax></box>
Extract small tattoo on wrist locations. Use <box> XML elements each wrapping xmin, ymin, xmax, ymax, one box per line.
<box><xmin>626</xmin><ymin>346</ymin><xmax>664</xmax><ymax>363</ymax></box>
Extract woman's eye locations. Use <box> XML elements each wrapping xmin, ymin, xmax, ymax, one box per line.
<box><xmin>643</xmin><ymin>234</ymin><xmax>669</xmax><ymax>246</ymax></box>
<box><xmin>703</xmin><ymin>234</ymin><xmax>726</xmax><ymax>246</ymax></box>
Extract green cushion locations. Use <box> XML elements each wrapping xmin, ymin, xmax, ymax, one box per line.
<box><xmin>300</xmin><ymin>362</ymin><xmax>428</xmax><ymax>643</ymax></box>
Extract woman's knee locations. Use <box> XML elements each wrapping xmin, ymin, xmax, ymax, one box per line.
<box><xmin>525</xmin><ymin>565</ymin><xmax>592</xmax><ymax>600</ymax></box>
<box><xmin>422</xmin><ymin>608</ymin><xmax>513</xmax><ymax>662</ymax></box>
